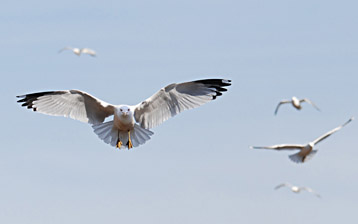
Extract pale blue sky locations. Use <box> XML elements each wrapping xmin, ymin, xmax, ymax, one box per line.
<box><xmin>1</xmin><ymin>0</ymin><xmax>358</xmax><ymax>223</ymax></box>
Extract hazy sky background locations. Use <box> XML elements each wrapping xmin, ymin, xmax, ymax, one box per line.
<box><xmin>1</xmin><ymin>0</ymin><xmax>358</xmax><ymax>223</ymax></box>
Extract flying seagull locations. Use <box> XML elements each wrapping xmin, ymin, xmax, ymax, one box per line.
<box><xmin>58</xmin><ymin>47</ymin><xmax>96</xmax><ymax>57</ymax></box>
<box><xmin>17</xmin><ymin>79</ymin><xmax>231</xmax><ymax>149</ymax></box>
<box><xmin>250</xmin><ymin>117</ymin><xmax>353</xmax><ymax>163</ymax></box>
<box><xmin>274</xmin><ymin>96</ymin><xmax>320</xmax><ymax>115</ymax></box>
<box><xmin>275</xmin><ymin>183</ymin><xmax>321</xmax><ymax>198</ymax></box>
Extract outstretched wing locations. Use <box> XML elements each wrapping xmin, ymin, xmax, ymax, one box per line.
<box><xmin>250</xmin><ymin>144</ymin><xmax>305</xmax><ymax>150</ymax></box>
<box><xmin>274</xmin><ymin>100</ymin><xmax>291</xmax><ymax>115</ymax></box>
<box><xmin>134</xmin><ymin>79</ymin><xmax>231</xmax><ymax>129</ymax></box>
<box><xmin>58</xmin><ymin>47</ymin><xmax>73</xmax><ymax>53</ymax></box>
<box><xmin>17</xmin><ymin>90</ymin><xmax>115</xmax><ymax>124</ymax></box>
<box><xmin>80</xmin><ymin>48</ymin><xmax>96</xmax><ymax>56</ymax></box>
<box><xmin>301</xmin><ymin>187</ymin><xmax>321</xmax><ymax>198</ymax></box>
<box><xmin>300</xmin><ymin>98</ymin><xmax>320</xmax><ymax>111</ymax></box>
<box><xmin>274</xmin><ymin>183</ymin><xmax>293</xmax><ymax>190</ymax></box>
<box><xmin>312</xmin><ymin>117</ymin><xmax>354</xmax><ymax>145</ymax></box>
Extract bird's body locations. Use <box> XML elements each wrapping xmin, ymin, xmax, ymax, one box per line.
<box><xmin>295</xmin><ymin>143</ymin><xmax>314</xmax><ymax>159</ymax></box>
<box><xmin>250</xmin><ymin>117</ymin><xmax>353</xmax><ymax>163</ymax></box>
<box><xmin>17</xmin><ymin>79</ymin><xmax>231</xmax><ymax>149</ymax></box>
<box><xmin>59</xmin><ymin>47</ymin><xmax>96</xmax><ymax>57</ymax></box>
<box><xmin>275</xmin><ymin>183</ymin><xmax>321</xmax><ymax>198</ymax></box>
<box><xmin>291</xmin><ymin>96</ymin><xmax>301</xmax><ymax>110</ymax></box>
<box><xmin>290</xmin><ymin>186</ymin><xmax>300</xmax><ymax>193</ymax></box>
<box><xmin>71</xmin><ymin>48</ymin><xmax>81</xmax><ymax>56</ymax></box>
<box><xmin>274</xmin><ymin>96</ymin><xmax>320</xmax><ymax>115</ymax></box>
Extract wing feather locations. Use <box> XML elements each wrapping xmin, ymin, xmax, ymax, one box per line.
<box><xmin>58</xmin><ymin>47</ymin><xmax>73</xmax><ymax>53</ymax></box>
<box><xmin>250</xmin><ymin>144</ymin><xmax>305</xmax><ymax>150</ymax></box>
<box><xmin>274</xmin><ymin>100</ymin><xmax>291</xmax><ymax>115</ymax></box>
<box><xmin>80</xmin><ymin>48</ymin><xmax>96</xmax><ymax>56</ymax></box>
<box><xmin>275</xmin><ymin>183</ymin><xmax>293</xmax><ymax>190</ymax></box>
<box><xmin>312</xmin><ymin>117</ymin><xmax>354</xmax><ymax>145</ymax></box>
<box><xmin>134</xmin><ymin>79</ymin><xmax>231</xmax><ymax>129</ymax></box>
<box><xmin>300</xmin><ymin>187</ymin><xmax>321</xmax><ymax>198</ymax></box>
<box><xmin>17</xmin><ymin>90</ymin><xmax>115</xmax><ymax>124</ymax></box>
<box><xmin>300</xmin><ymin>98</ymin><xmax>321</xmax><ymax>111</ymax></box>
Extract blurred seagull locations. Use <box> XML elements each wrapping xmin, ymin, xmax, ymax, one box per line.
<box><xmin>17</xmin><ymin>79</ymin><xmax>231</xmax><ymax>149</ymax></box>
<box><xmin>274</xmin><ymin>96</ymin><xmax>320</xmax><ymax>115</ymax></box>
<box><xmin>275</xmin><ymin>183</ymin><xmax>321</xmax><ymax>198</ymax></box>
<box><xmin>250</xmin><ymin>117</ymin><xmax>354</xmax><ymax>163</ymax></box>
<box><xmin>58</xmin><ymin>47</ymin><xmax>96</xmax><ymax>57</ymax></box>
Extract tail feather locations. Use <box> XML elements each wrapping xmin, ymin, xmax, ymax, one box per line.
<box><xmin>135</xmin><ymin>130</ymin><xmax>149</xmax><ymax>142</ymax></box>
<box><xmin>304</xmin><ymin>150</ymin><xmax>318</xmax><ymax>162</ymax></box>
<box><xmin>92</xmin><ymin>122</ymin><xmax>153</xmax><ymax>149</ymax></box>
<box><xmin>134</xmin><ymin>124</ymin><xmax>153</xmax><ymax>141</ymax></box>
<box><xmin>130</xmin><ymin>124</ymin><xmax>154</xmax><ymax>147</ymax></box>
<box><xmin>130</xmin><ymin>130</ymin><xmax>140</xmax><ymax>147</ymax></box>
<box><xmin>133</xmin><ymin>128</ymin><xmax>146</xmax><ymax>142</ymax></box>
<box><xmin>110</xmin><ymin>129</ymin><xmax>118</xmax><ymax>147</ymax></box>
<box><xmin>93</xmin><ymin>121</ymin><xmax>115</xmax><ymax>145</ymax></box>
<box><xmin>134</xmin><ymin>131</ymin><xmax>146</xmax><ymax>143</ymax></box>
<box><xmin>289</xmin><ymin>150</ymin><xmax>318</xmax><ymax>163</ymax></box>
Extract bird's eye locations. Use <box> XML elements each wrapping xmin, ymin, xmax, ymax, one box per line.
<box><xmin>120</xmin><ymin>109</ymin><xmax>123</xmax><ymax>112</ymax></box>
<box><xmin>128</xmin><ymin>108</ymin><xmax>130</xmax><ymax>111</ymax></box>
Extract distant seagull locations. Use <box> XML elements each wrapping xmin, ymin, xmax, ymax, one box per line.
<box><xmin>275</xmin><ymin>183</ymin><xmax>321</xmax><ymax>198</ymax></box>
<box><xmin>58</xmin><ymin>47</ymin><xmax>96</xmax><ymax>57</ymax></box>
<box><xmin>274</xmin><ymin>96</ymin><xmax>320</xmax><ymax>115</ymax></box>
<box><xmin>250</xmin><ymin>117</ymin><xmax>354</xmax><ymax>163</ymax></box>
<box><xmin>17</xmin><ymin>79</ymin><xmax>231</xmax><ymax>149</ymax></box>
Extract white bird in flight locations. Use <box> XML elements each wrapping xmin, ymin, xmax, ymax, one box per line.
<box><xmin>250</xmin><ymin>117</ymin><xmax>354</xmax><ymax>163</ymax></box>
<box><xmin>274</xmin><ymin>96</ymin><xmax>320</xmax><ymax>115</ymax></box>
<box><xmin>275</xmin><ymin>183</ymin><xmax>321</xmax><ymax>198</ymax></box>
<box><xmin>17</xmin><ymin>79</ymin><xmax>231</xmax><ymax>149</ymax></box>
<box><xmin>58</xmin><ymin>47</ymin><xmax>96</xmax><ymax>57</ymax></box>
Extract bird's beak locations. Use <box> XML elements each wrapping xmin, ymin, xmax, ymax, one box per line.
<box><xmin>123</xmin><ymin>112</ymin><xmax>128</xmax><ymax>116</ymax></box>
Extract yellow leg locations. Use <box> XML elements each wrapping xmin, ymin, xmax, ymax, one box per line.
<box><xmin>127</xmin><ymin>131</ymin><xmax>133</xmax><ymax>149</ymax></box>
<box><xmin>116</xmin><ymin>139</ymin><xmax>122</xmax><ymax>148</ymax></box>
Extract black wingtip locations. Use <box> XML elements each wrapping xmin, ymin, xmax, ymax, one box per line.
<box><xmin>194</xmin><ymin>79</ymin><xmax>232</xmax><ymax>87</ymax></box>
<box><xmin>17</xmin><ymin>98</ymin><xmax>26</xmax><ymax>103</ymax></box>
<box><xmin>16</xmin><ymin>91</ymin><xmax>57</xmax><ymax>111</ymax></box>
<box><xmin>193</xmin><ymin>79</ymin><xmax>231</xmax><ymax>100</ymax></box>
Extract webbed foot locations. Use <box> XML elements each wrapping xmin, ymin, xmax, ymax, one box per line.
<box><xmin>116</xmin><ymin>139</ymin><xmax>123</xmax><ymax>148</ymax></box>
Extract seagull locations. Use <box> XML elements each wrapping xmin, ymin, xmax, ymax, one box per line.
<box><xmin>275</xmin><ymin>183</ymin><xmax>321</xmax><ymax>198</ymax></box>
<box><xmin>250</xmin><ymin>117</ymin><xmax>354</xmax><ymax>163</ymax></box>
<box><xmin>58</xmin><ymin>47</ymin><xmax>96</xmax><ymax>57</ymax></box>
<box><xmin>274</xmin><ymin>96</ymin><xmax>320</xmax><ymax>115</ymax></box>
<box><xmin>17</xmin><ymin>79</ymin><xmax>231</xmax><ymax>149</ymax></box>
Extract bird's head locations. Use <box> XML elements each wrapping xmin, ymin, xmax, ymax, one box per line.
<box><xmin>73</xmin><ymin>48</ymin><xmax>81</xmax><ymax>55</ymax></box>
<box><xmin>291</xmin><ymin>186</ymin><xmax>300</xmax><ymax>193</ymax></box>
<box><xmin>117</xmin><ymin>106</ymin><xmax>132</xmax><ymax>117</ymax></box>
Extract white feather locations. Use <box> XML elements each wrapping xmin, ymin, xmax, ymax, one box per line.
<box><xmin>289</xmin><ymin>150</ymin><xmax>318</xmax><ymax>163</ymax></box>
<box><xmin>92</xmin><ymin>122</ymin><xmax>153</xmax><ymax>149</ymax></box>
<box><xmin>134</xmin><ymin>79</ymin><xmax>231</xmax><ymax>129</ymax></box>
<box><xmin>17</xmin><ymin>90</ymin><xmax>115</xmax><ymax>124</ymax></box>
